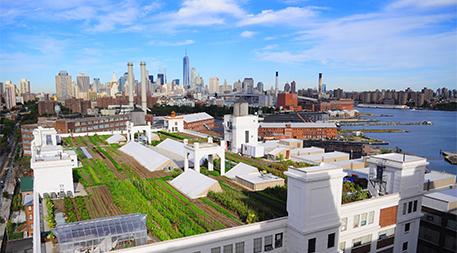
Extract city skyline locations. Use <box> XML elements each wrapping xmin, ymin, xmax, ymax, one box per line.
<box><xmin>0</xmin><ymin>0</ymin><xmax>456</xmax><ymax>92</ymax></box>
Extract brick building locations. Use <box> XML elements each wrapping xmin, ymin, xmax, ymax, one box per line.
<box><xmin>259</xmin><ymin>122</ymin><xmax>338</xmax><ymax>140</ymax></box>
<box><xmin>276</xmin><ymin>92</ymin><xmax>302</xmax><ymax>111</ymax></box>
<box><xmin>318</xmin><ymin>99</ymin><xmax>354</xmax><ymax>111</ymax></box>
<box><xmin>38</xmin><ymin>100</ymin><xmax>57</xmax><ymax>116</ymax></box>
<box><xmin>55</xmin><ymin>114</ymin><xmax>131</xmax><ymax>133</ymax></box>
<box><xmin>64</xmin><ymin>98</ymin><xmax>92</xmax><ymax>114</ymax></box>
<box><xmin>183</xmin><ymin>112</ymin><xmax>215</xmax><ymax>131</ymax></box>
<box><xmin>96</xmin><ymin>95</ymin><xmax>157</xmax><ymax>109</ymax></box>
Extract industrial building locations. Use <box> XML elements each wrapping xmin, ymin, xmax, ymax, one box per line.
<box><xmin>107</xmin><ymin>153</ymin><xmax>428</xmax><ymax>253</ymax></box>
<box><xmin>183</xmin><ymin>112</ymin><xmax>215</xmax><ymax>131</ymax></box>
<box><xmin>55</xmin><ymin>114</ymin><xmax>131</xmax><ymax>133</ymax></box>
<box><xmin>259</xmin><ymin>122</ymin><xmax>338</xmax><ymax>140</ymax></box>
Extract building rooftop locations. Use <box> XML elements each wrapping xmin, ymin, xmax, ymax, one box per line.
<box><xmin>293</xmin><ymin>151</ymin><xmax>349</xmax><ymax>164</ymax></box>
<box><xmin>236</xmin><ymin>172</ymin><xmax>283</xmax><ymax>184</ymax></box>
<box><xmin>371</xmin><ymin>153</ymin><xmax>426</xmax><ymax>163</ymax></box>
<box><xmin>225</xmin><ymin>162</ymin><xmax>259</xmax><ymax>179</ymax></box>
<box><xmin>424</xmin><ymin>170</ymin><xmax>456</xmax><ymax>183</ymax></box>
<box><xmin>423</xmin><ymin>188</ymin><xmax>457</xmax><ymax>213</ymax></box>
<box><xmin>20</xmin><ymin>176</ymin><xmax>33</xmax><ymax>193</ymax></box>
<box><xmin>259</xmin><ymin>122</ymin><xmax>337</xmax><ymax>128</ymax></box>
<box><xmin>183</xmin><ymin>112</ymin><xmax>214</xmax><ymax>123</ymax></box>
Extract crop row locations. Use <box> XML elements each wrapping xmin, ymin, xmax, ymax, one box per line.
<box><xmin>75</xmin><ymin>144</ymin><xmax>227</xmax><ymax>240</ymax></box>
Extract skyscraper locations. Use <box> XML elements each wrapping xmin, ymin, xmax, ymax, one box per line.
<box><xmin>157</xmin><ymin>74</ymin><xmax>165</xmax><ymax>85</ymax></box>
<box><xmin>20</xmin><ymin>78</ymin><xmax>31</xmax><ymax>94</ymax></box>
<box><xmin>209</xmin><ymin>77</ymin><xmax>219</xmax><ymax>94</ymax></box>
<box><xmin>77</xmin><ymin>73</ymin><xmax>90</xmax><ymax>92</ymax></box>
<box><xmin>4</xmin><ymin>82</ymin><xmax>16</xmax><ymax>109</ymax></box>
<box><xmin>55</xmin><ymin>71</ymin><xmax>72</xmax><ymax>100</ymax></box>
<box><xmin>183</xmin><ymin>53</ymin><xmax>190</xmax><ymax>88</ymax></box>
<box><xmin>93</xmin><ymin>78</ymin><xmax>101</xmax><ymax>92</ymax></box>
<box><xmin>256</xmin><ymin>82</ymin><xmax>264</xmax><ymax>93</ymax></box>
<box><xmin>242</xmin><ymin>78</ymin><xmax>254</xmax><ymax>94</ymax></box>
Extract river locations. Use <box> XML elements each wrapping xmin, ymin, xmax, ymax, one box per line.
<box><xmin>342</xmin><ymin>108</ymin><xmax>457</xmax><ymax>175</ymax></box>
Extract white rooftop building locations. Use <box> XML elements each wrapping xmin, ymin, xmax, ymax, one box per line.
<box><xmin>224</xmin><ymin>101</ymin><xmax>263</xmax><ymax>157</ymax></box>
<box><xmin>183</xmin><ymin>112</ymin><xmax>213</xmax><ymax>124</ymax></box>
<box><xmin>30</xmin><ymin>127</ymin><xmax>78</xmax><ymax>197</ymax></box>
<box><xmin>293</xmin><ymin>151</ymin><xmax>350</xmax><ymax>164</ymax></box>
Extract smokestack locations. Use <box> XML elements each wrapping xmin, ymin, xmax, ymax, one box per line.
<box><xmin>318</xmin><ymin>73</ymin><xmax>323</xmax><ymax>95</ymax></box>
<box><xmin>127</xmin><ymin>62</ymin><xmax>134</xmax><ymax>107</ymax></box>
<box><xmin>275</xmin><ymin>71</ymin><xmax>279</xmax><ymax>96</ymax></box>
<box><xmin>140</xmin><ymin>61</ymin><xmax>147</xmax><ymax>111</ymax></box>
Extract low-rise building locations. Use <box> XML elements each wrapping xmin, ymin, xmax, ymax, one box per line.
<box><xmin>37</xmin><ymin>100</ymin><xmax>57</xmax><ymax>116</ymax></box>
<box><xmin>235</xmin><ymin>172</ymin><xmax>285</xmax><ymax>191</ymax></box>
<box><xmin>259</xmin><ymin>122</ymin><xmax>338</xmax><ymax>140</ymax></box>
<box><xmin>183</xmin><ymin>112</ymin><xmax>215</xmax><ymax>131</ymax></box>
<box><xmin>55</xmin><ymin>114</ymin><xmax>131</xmax><ymax>133</ymax></box>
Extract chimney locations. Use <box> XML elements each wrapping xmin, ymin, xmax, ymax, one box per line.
<box><xmin>127</xmin><ymin>62</ymin><xmax>134</xmax><ymax>107</ymax></box>
<box><xmin>275</xmin><ymin>71</ymin><xmax>279</xmax><ymax>97</ymax></box>
<box><xmin>318</xmin><ymin>73</ymin><xmax>323</xmax><ymax>95</ymax></box>
<box><xmin>140</xmin><ymin>61</ymin><xmax>147</xmax><ymax>111</ymax></box>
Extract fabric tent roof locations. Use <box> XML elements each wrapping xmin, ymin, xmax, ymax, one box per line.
<box><xmin>106</xmin><ymin>134</ymin><xmax>126</xmax><ymax>144</ymax></box>
<box><xmin>225</xmin><ymin>162</ymin><xmax>259</xmax><ymax>179</ymax></box>
<box><xmin>156</xmin><ymin>138</ymin><xmax>185</xmax><ymax>157</ymax></box>
<box><xmin>170</xmin><ymin>170</ymin><xmax>221</xmax><ymax>199</ymax></box>
<box><xmin>119</xmin><ymin>141</ymin><xmax>173</xmax><ymax>171</ymax></box>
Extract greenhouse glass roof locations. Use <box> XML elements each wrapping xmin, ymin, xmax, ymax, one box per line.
<box><xmin>54</xmin><ymin>213</ymin><xmax>147</xmax><ymax>245</ymax></box>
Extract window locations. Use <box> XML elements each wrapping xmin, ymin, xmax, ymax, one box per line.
<box><xmin>328</xmin><ymin>233</ymin><xmax>335</xmax><ymax>248</ymax></box>
<box><xmin>341</xmin><ymin>217</ymin><xmax>347</xmax><ymax>231</ymax></box>
<box><xmin>413</xmin><ymin>200</ymin><xmax>418</xmax><ymax>212</ymax></box>
<box><xmin>308</xmin><ymin>238</ymin><xmax>316</xmax><ymax>253</ymax></box>
<box><xmin>405</xmin><ymin>223</ymin><xmax>410</xmax><ymax>233</ymax></box>
<box><xmin>274</xmin><ymin>233</ymin><xmax>283</xmax><ymax>248</ymax></box>
<box><xmin>223</xmin><ymin>244</ymin><xmax>233</xmax><ymax>253</ymax></box>
<box><xmin>264</xmin><ymin>235</ymin><xmax>273</xmax><ymax>251</ymax></box>
<box><xmin>402</xmin><ymin>242</ymin><xmax>408</xmax><ymax>251</ymax></box>
<box><xmin>368</xmin><ymin>211</ymin><xmax>375</xmax><ymax>224</ymax></box>
<box><xmin>353</xmin><ymin>234</ymin><xmax>372</xmax><ymax>248</ymax></box>
<box><xmin>403</xmin><ymin>203</ymin><xmax>407</xmax><ymax>215</ymax></box>
<box><xmin>339</xmin><ymin>241</ymin><xmax>346</xmax><ymax>252</ymax></box>
<box><xmin>353</xmin><ymin>214</ymin><xmax>360</xmax><ymax>228</ymax></box>
<box><xmin>245</xmin><ymin>130</ymin><xmax>249</xmax><ymax>143</ymax></box>
<box><xmin>211</xmin><ymin>247</ymin><xmax>221</xmax><ymax>253</ymax></box>
<box><xmin>253</xmin><ymin>238</ymin><xmax>262</xmax><ymax>253</ymax></box>
<box><xmin>361</xmin><ymin>213</ymin><xmax>368</xmax><ymax>226</ymax></box>
<box><xmin>379</xmin><ymin>227</ymin><xmax>395</xmax><ymax>239</ymax></box>
<box><xmin>235</xmin><ymin>242</ymin><xmax>244</xmax><ymax>253</ymax></box>
<box><xmin>408</xmin><ymin>201</ymin><xmax>412</xmax><ymax>213</ymax></box>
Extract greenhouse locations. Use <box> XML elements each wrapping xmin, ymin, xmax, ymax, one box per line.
<box><xmin>54</xmin><ymin>214</ymin><xmax>148</xmax><ymax>253</ymax></box>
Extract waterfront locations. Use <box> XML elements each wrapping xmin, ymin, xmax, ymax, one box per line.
<box><xmin>343</xmin><ymin>108</ymin><xmax>457</xmax><ymax>175</ymax></box>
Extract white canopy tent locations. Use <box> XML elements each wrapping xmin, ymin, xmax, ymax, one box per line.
<box><xmin>170</xmin><ymin>170</ymin><xmax>222</xmax><ymax>199</ymax></box>
<box><xmin>119</xmin><ymin>141</ymin><xmax>178</xmax><ymax>172</ymax></box>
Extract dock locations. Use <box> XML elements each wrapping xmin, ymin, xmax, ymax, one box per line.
<box><xmin>442</xmin><ymin>151</ymin><xmax>457</xmax><ymax>165</ymax></box>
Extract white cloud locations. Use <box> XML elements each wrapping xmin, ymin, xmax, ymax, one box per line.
<box><xmin>387</xmin><ymin>0</ymin><xmax>457</xmax><ymax>9</ymax></box>
<box><xmin>256</xmin><ymin>10</ymin><xmax>457</xmax><ymax>71</ymax></box>
<box><xmin>238</xmin><ymin>7</ymin><xmax>317</xmax><ymax>26</ymax></box>
<box><xmin>149</xmin><ymin>39</ymin><xmax>195</xmax><ymax>47</ymax></box>
<box><xmin>240</xmin><ymin>30</ymin><xmax>256</xmax><ymax>38</ymax></box>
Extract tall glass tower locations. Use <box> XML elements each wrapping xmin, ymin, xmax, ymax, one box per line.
<box><xmin>183</xmin><ymin>52</ymin><xmax>190</xmax><ymax>88</ymax></box>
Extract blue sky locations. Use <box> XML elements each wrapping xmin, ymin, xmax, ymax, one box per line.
<box><xmin>0</xmin><ymin>0</ymin><xmax>456</xmax><ymax>93</ymax></box>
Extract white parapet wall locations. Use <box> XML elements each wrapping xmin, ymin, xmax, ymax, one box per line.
<box><xmin>113</xmin><ymin>217</ymin><xmax>288</xmax><ymax>253</ymax></box>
